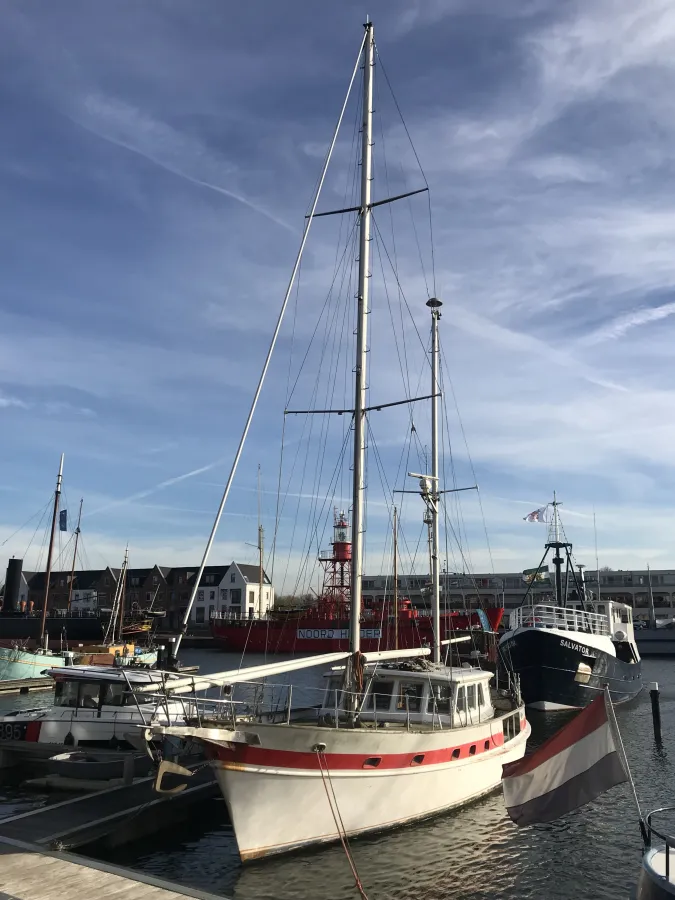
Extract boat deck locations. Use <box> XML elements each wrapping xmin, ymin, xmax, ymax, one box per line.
<box><xmin>0</xmin><ymin>835</ymin><xmax>228</xmax><ymax>900</ymax></box>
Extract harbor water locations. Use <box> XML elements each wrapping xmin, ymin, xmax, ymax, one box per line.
<box><xmin>0</xmin><ymin>650</ymin><xmax>671</xmax><ymax>899</ymax></box>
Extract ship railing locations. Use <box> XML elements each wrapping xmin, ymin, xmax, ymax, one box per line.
<box><xmin>210</xmin><ymin>610</ymin><xmax>247</xmax><ymax>621</ymax></box>
<box><xmin>136</xmin><ymin>679</ymin><xmax>371</xmax><ymax>730</ymax></box>
<box><xmin>510</xmin><ymin>603</ymin><xmax>610</xmax><ymax>636</ymax></box>
<box><xmin>643</xmin><ymin>808</ymin><xmax>675</xmax><ymax>878</ymax></box>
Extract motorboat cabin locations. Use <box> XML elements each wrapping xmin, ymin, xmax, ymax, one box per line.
<box><xmin>0</xmin><ymin>665</ymin><xmax>190</xmax><ymax>755</ymax></box>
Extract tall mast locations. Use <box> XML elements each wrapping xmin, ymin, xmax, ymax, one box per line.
<box><xmin>67</xmin><ymin>498</ymin><xmax>83</xmax><ymax>611</ymax></box>
<box><xmin>40</xmin><ymin>453</ymin><xmax>64</xmax><ymax>644</ymax></box>
<box><xmin>116</xmin><ymin>546</ymin><xmax>129</xmax><ymax>643</ymax></box>
<box><xmin>393</xmin><ymin>506</ymin><xmax>398</xmax><ymax>650</ymax></box>
<box><xmin>553</xmin><ymin>490</ymin><xmax>560</xmax><ymax>544</ymax></box>
<box><xmin>647</xmin><ymin>563</ymin><xmax>656</xmax><ymax>629</ymax></box>
<box><xmin>349</xmin><ymin>20</ymin><xmax>374</xmax><ymax>655</ymax></box>
<box><xmin>550</xmin><ymin>492</ymin><xmax>564</xmax><ymax>606</ymax></box>
<box><xmin>427</xmin><ymin>297</ymin><xmax>443</xmax><ymax>663</ymax></box>
<box><xmin>594</xmin><ymin>509</ymin><xmax>600</xmax><ymax>605</ymax></box>
<box><xmin>258</xmin><ymin>464</ymin><xmax>264</xmax><ymax>616</ymax></box>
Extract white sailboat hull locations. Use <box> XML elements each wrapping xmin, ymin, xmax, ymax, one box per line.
<box><xmin>206</xmin><ymin>714</ymin><xmax>530</xmax><ymax>860</ymax></box>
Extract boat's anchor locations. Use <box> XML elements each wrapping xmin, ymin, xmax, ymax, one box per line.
<box><xmin>153</xmin><ymin>759</ymin><xmax>193</xmax><ymax>795</ymax></box>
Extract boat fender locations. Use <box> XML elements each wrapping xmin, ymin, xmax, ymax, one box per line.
<box><xmin>153</xmin><ymin>759</ymin><xmax>193</xmax><ymax>795</ymax></box>
<box><xmin>63</xmin><ymin>732</ymin><xmax>75</xmax><ymax>747</ymax></box>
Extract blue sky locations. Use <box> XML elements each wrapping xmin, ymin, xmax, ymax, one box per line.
<box><xmin>2</xmin><ymin>0</ymin><xmax>675</xmax><ymax>593</ymax></box>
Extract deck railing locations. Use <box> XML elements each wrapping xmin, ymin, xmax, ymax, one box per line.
<box><xmin>644</xmin><ymin>807</ymin><xmax>675</xmax><ymax>879</ymax></box>
<box><xmin>510</xmin><ymin>603</ymin><xmax>610</xmax><ymax>636</ymax></box>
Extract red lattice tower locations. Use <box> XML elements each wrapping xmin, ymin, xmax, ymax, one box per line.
<box><xmin>317</xmin><ymin>509</ymin><xmax>352</xmax><ymax>618</ymax></box>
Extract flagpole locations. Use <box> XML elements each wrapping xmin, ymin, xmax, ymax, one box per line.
<box><xmin>603</xmin><ymin>685</ymin><xmax>647</xmax><ymax>841</ymax></box>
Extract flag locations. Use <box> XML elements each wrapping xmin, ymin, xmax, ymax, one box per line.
<box><xmin>502</xmin><ymin>693</ymin><xmax>627</xmax><ymax>826</ymax></box>
<box><xmin>59</xmin><ymin>510</ymin><xmax>68</xmax><ymax>532</ymax></box>
<box><xmin>524</xmin><ymin>506</ymin><xmax>548</xmax><ymax>523</ymax></box>
<box><xmin>522</xmin><ymin>565</ymin><xmax>549</xmax><ymax>583</ymax></box>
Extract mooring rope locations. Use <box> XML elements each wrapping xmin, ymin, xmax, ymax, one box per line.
<box><xmin>315</xmin><ymin>746</ymin><xmax>369</xmax><ymax>900</ymax></box>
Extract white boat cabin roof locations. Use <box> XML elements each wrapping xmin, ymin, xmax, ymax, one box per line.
<box><xmin>327</xmin><ymin>664</ymin><xmax>493</xmax><ymax>686</ymax></box>
<box><xmin>43</xmin><ymin>665</ymin><xmax>177</xmax><ymax>686</ymax></box>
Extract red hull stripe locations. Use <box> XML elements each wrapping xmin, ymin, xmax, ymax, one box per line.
<box><xmin>503</xmin><ymin>694</ymin><xmax>607</xmax><ymax>778</ymax></box>
<box><xmin>209</xmin><ymin>730</ymin><xmax>506</xmax><ymax>771</ymax></box>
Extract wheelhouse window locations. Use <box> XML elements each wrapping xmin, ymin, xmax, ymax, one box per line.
<box><xmin>364</xmin><ymin>680</ymin><xmax>394</xmax><ymax>711</ymax></box>
<box><xmin>467</xmin><ymin>684</ymin><xmax>477</xmax><ymax>710</ymax></box>
<box><xmin>396</xmin><ymin>682</ymin><xmax>423</xmax><ymax>713</ymax></box>
<box><xmin>102</xmin><ymin>683</ymin><xmax>134</xmax><ymax>707</ymax></box>
<box><xmin>427</xmin><ymin>683</ymin><xmax>453</xmax><ymax>715</ymax></box>
<box><xmin>54</xmin><ymin>682</ymin><xmax>79</xmax><ymax>708</ymax></box>
<box><xmin>79</xmin><ymin>683</ymin><xmax>100</xmax><ymax>709</ymax></box>
<box><xmin>456</xmin><ymin>686</ymin><xmax>466</xmax><ymax>713</ymax></box>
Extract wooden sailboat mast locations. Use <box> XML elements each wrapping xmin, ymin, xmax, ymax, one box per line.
<box><xmin>40</xmin><ymin>453</ymin><xmax>64</xmax><ymax>644</ymax></box>
<box><xmin>66</xmin><ymin>498</ymin><xmax>83</xmax><ymax>611</ymax></box>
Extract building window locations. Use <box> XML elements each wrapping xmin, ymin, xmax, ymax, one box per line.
<box><xmin>178</xmin><ymin>575</ymin><xmax>183</xmax><ymax>584</ymax></box>
<box><xmin>248</xmin><ymin>591</ymin><xmax>254</xmax><ymax>605</ymax></box>
<box><xmin>220</xmin><ymin>589</ymin><xmax>227</xmax><ymax>602</ymax></box>
<box><xmin>248</xmin><ymin>607</ymin><xmax>254</xmax><ymax>619</ymax></box>
<box><xmin>231</xmin><ymin>589</ymin><xmax>241</xmax><ymax>605</ymax></box>
<box><xmin>231</xmin><ymin>573</ymin><xmax>235</xmax><ymax>583</ymax></box>
<box><xmin>195</xmin><ymin>607</ymin><xmax>205</xmax><ymax>624</ymax></box>
<box><xmin>152</xmin><ymin>576</ymin><xmax>158</xmax><ymax>585</ymax></box>
<box><xmin>209</xmin><ymin>605</ymin><xmax>215</xmax><ymax>619</ymax></box>
<box><xmin>146</xmin><ymin>592</ymin><xmax>151</xmax><ymax>603</ymax></box>
<box><xmin>198</xmin><ymin>590</ymin><xmax>204</xmax><ymax>601</ymax></box>
<box><xmin>210</xmin><ymin>590</ymin><xmax>215</xmax><ymax>601</ymax></box>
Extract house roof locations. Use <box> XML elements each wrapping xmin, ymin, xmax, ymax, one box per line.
<box><xmin>126</xmin><ymin>568</ymin><xmax>152</xmax><ymax>583</ymax></box>
<box><xmin>237</xmin><ymin>564</ymin><xmax>271</xmax><ymax>585</ymax></box>
<box><xmin>198</xmin><ymin>565</ymin><xmax>230</xmax><ymax>587</ymax></box>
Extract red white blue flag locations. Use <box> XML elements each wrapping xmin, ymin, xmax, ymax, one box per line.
<box><xmin>524</xmin><ymin>506</ymin><xmax>548</xmax><ymax>523</ymax></box>
<box><xmin>502</xmin><ymin>694</ymin><xmax>627</xmax><ymax>826</ymax></box>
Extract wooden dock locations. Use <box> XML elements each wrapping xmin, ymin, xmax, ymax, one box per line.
<box><xmin>0</xmin><ymin>834</ymin><xmax>229</xmax><ymax>900</ymax></box>
<box><xmin>0</xmin><ymin>763</ymin><xmax>218</xmax><ymax>849</ymax></box>
<box><xmin>0</xmin><ymin>677</ymin><xmax>53</xmax><ymax>694</ymax></box>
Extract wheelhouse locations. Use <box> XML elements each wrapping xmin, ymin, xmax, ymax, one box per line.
<box><xmin>321</xmin><ymin>665</ymin><xmax>495</xmax><ymax>728</ymax></box>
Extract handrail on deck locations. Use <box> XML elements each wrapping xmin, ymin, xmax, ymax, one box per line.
<box><xmin>510</xmin><ymin>603</ymin><xmax>610</xmax><ymax>636</ymax></box>
<box><xmin>645</xmin><ymin>807</ymin><xmax>675</xmax><ymax>880</ymax></box>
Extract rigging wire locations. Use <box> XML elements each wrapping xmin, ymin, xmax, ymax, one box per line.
<box><xmin>375</xmin><ymin>47</ymin><xmax>437</xmax><ymax>297</ymax></box>
<box><xmin>2</xmin><ymin>497</ymin><xmax>52</xmax><ymax>549</ymax></box>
